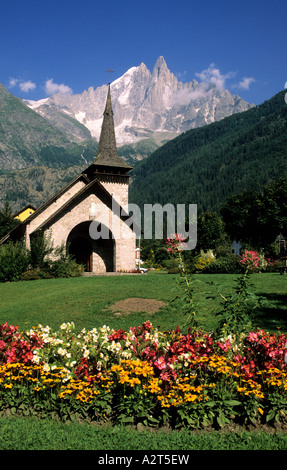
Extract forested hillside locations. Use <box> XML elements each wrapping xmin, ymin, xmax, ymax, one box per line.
<box><xmin>0</xmin><ymin>83</ymin><xmax>99</xmax><ymax>170</ymax></box>
<box><xmin>129</xmin><ymin>90</ymin><xmax>287</xmax><ymax>213</ymax></box>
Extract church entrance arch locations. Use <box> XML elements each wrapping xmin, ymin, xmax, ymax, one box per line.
<box><xmin>67</xmin><ymin>221</ymin><xmax>115</xmax><ymax>272</ymax></box>
<box><xmin>69</xmin><ymin>236</ymin><xmax>93</xmax><ymax>272</ymax></box>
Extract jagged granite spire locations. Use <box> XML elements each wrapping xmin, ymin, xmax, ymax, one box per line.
<box><xmin>92</xmin><ymin>84</ymin><xmax>132</xmax><ymax>171</ymax></box>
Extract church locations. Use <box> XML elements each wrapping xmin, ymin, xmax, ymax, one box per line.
<box><xmin>1</xmin><ymin>83</ymin><xmax>137</xmax><ymax>273</ymax></box>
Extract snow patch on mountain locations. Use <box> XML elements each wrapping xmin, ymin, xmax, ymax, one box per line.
<box><xmin>25</xmin><ymin>98</ymin><xmax>50</xmax><ymax>109</ymax></box>
<box><xmin>25</xmin><ymin>57</ymin><xmax>253</xmax><ymax>145</ymax></box>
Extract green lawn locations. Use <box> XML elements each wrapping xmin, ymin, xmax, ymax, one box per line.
<box><xmin>0</xmin><ymin>416</ymin><xmax>286</xmax><ymax>450</ymax></box>
<box><xmin>0</xmin><ymin>271</ymin><xmax>286</xmax><ymax>333</ymax></box>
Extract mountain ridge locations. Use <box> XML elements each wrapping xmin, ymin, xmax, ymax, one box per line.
<box><xmin>129</xmin><ymin>89</ymin><xmax>287</xmax><ymax>214</ymax></box>
<box><xmin>0</xmin><ymin>83</ymin><xmax>98</xmax><ymax>170</ymax></box>
<box><xmin>2</xmin><ymin>89</ymin><xmax>285</xmax><ymax>215</ymax></box>
<box><xmin>25</xmin><ymin>56</ymin><xmax>253</xmax><ymax>146</ymax></box>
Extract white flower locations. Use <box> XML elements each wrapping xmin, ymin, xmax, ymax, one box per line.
<box><xmin>57</xmin><ymin>347</ymin><xmax>68</xmax><ymax>356</ymax></box>
<box><xmin>83</xmin><ymin>347</ymin><xmax>90</xmax><ymax>358</ymax></box>
<box><xmin>121</xmin><ymin>351</ymin><xmax>132</xmax><ymax>359</ymax></box>
<box><xmin>32</xmin><ymin>351</ymin><xmax>40</xmax><ymax>364</ymax></box>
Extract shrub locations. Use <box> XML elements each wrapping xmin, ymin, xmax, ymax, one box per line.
<box><xmin>162</xmin><ymin>259</ymin><xmax>179</xmax><ymax>270</ymax></box>
<box><xmin>0</xmin><ymin>241</ymin><xmax>29</xmax><ymax>282</ymax></box>
<box><xmin>240</xmin><ymin>250</ymin><xmax>268</xmax><ymax>272</ymax></box>
<box><xmin>20</xmin><ymin>268</ymin><xmax>54</xmax><ymax>281</ymax></box>
<box><xmin>193</xmin><ymin>250</ymin><xmax>215</xmax><ymax>272</ymax></box>
<box><xmin>49</xmin><ymin>245</ymin><xmax>84</xmax><ymax>278</ymax></box>
<box><xmin>202</xmin><ymin>254</ymin><xmax>242</xmax><ymax>274</ymax></box>
<box><xmin>0</xmin><ymin>239</ymin><xmax>83</xmax><ymax>282</ymax></box>
<box><xmin>167</xmin><ymin>267</ymin><xmax>181</xmax><ymax>274</ymax></box>
<box><xmin>29</xmin><ymin>231</ymin><xmax>53</xmax><ymax>269</ymax></box>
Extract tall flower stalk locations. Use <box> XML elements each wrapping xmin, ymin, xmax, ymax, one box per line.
<box><xmin>214</xmin><ymin>266</ymin><xmax>266</xmax><ymax>340</ymax></box>
<box><xmin>166</xmin><ymin>233</ymin><xmax>197</xmax><ymax>330</ymax></box>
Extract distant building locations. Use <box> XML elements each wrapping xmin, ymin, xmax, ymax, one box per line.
<box><xmin>231</xmin><ymin>240</ymin><xmax>242</xmax><ymax>256</ymax></box>
<box><xmin>1</xmin><ymin>85</ymin><xmax>136</xmax><ymax>273</ymax></box>
<box><xmin>14</xmin><ymin>204</ymin><xmax>36</xmax><ymax>222</ymax></box>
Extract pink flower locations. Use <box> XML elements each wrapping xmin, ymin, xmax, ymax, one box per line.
<box><xmin>240</xmin><ymin>250</ymin><xmax>260</xmax><ymax>270</ymax></box>
<box><xmin>142</xmin><ymin>320</ymin><xmax>152</xmax><ymax>331</ymax></box>
<box><xmin>248</xmin><ymin>331</ymin><xmax>259</xmax><ymax>342</ymax></box>
<box><xmin>166</xmin><ymin>233</ymin><xmax>187</xmax><ymax>253</ymax></box>
<box><xmin>218</xmin><ymin>339</ymin><xmax>231</xmax><ymax>352</ymax></box>
<box><xmin>154</xmin><ymin>356</ymin><xmax>167</xmax><ymax>370</ymax></box>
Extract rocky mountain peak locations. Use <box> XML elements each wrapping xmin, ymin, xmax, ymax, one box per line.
<box><xmin>152</xmin><ymin>56</ymin><xmax>169</xmax><ymax>78</ymax></box>
<box><xmin>25</xmin><ymin>57</ymin><xmax>253</xmax><ymax>145</ymax></box>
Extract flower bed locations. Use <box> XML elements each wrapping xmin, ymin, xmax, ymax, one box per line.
<box><xmin>0</xmin><ymin>321</ymin><xmax>287</xmax><ymax>429</ymax></box>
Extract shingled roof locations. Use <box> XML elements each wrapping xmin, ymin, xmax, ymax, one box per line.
<box><xmin>90</xmin><ymin>84</ymin><xmax>132</xmax><ymax>172</ymax></box>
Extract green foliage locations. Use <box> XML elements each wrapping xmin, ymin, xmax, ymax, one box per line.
<box><xmin>20</xmin><ymin>269</ymin><xmax>54</xmax><ymax>281</ymax></box>
<box><xmin>192</xmin><ymin>250</ymin><xmax>216</xmax><ymax>272</ymax></box>
<box><xmin>0</xmin><ymin>241</ymin><xmax>30</xmax><ymax>282</ymax></box>
<box><xmin>0</xmin><ymin>165</ymin><xmax>85</xmax><ymax>211</ymax></box>
<box><xmin>130</xmin><ymin>90</ymin><xmax>287</xmax><ymax>214</ymax></box>
<box><xmin>0</xmin><ymin>237</ymin><xmax>82</xmax><ymax>283</ymax></box>
<box><xmin>49</xmin><ymin>244</ymin><xmax>84</xmax><ymax>278</ymax></box>
<box><xmin>197</xmin><ymin>211</ymin><xmax>230</xmax><ymax>253</ymax></box>
<box><xmin>29</xmin><ymin>231</ymin><xmax>53</xmax><ymax>269</ymax></box>
<box><xmin>212</xmin><ymin>269</ymin><xmax>265</xmax><ymax>338</ymax></box>
<box><xmin>201</xmin><ymin>254</ymin><xmax>242</xmax><ymax>274</ymax></box>
<box><xmin>140</xmin><ymin>239</ymin><xmax>169</xmax><ymax>267</ymax></box>
<box><xmin>0</xmin><ymin>83</ymin><xmax>97</xmax><ymax>170</ymax></box>
<box><xmin>221</xmin><ymin>177</ymin><xmax>287</xmax><ymax>252</ymax></box>
<box><xmin>0</xmin><ymin>200</ymin><xmax>19</xmax><ymax>239</ymax></box>
<box><xmin>166</xmin><ymin>235</ymin><xmax>198</xmax><ymax>330</ymax></box>
<box><xmin>0</xmin><ymin>416</ymin><xmax>286</xmax><ymax>450</ymax></box>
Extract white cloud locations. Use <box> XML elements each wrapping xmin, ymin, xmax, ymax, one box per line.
<box><xmin>236</xmin><ymin>77</ymin><xmax>256</xmax><ymax>90</ymax></box>
<box><xmin>8</xmin><ymin>77</ymin><xmax>36</xmax><ymax>92</ymax></box>
<box><xmin>45</xmin><ymin>78</ymin><xmax>73</xmax><ymax>96</ymax></box>
<box><xmin>195</xmin><ymin>63</ymin><xmax>235</xmax><ymax>91</ymax></box>
<box><xmin>171</xmin><ymin>86</ymin><xmax>210</xmax><ymax>106</ymax></box>
<box><xmin>176</xmin><ymin>70</ymin><xmax>188</xmax><ymax>81</ymax></box>
<box><xmin>170</xmin><ymin>63</ymin><xmax>235</xmax><ymax>106</ymax></box>
<box><xmin>19</xmin><ymin>80</ymin><xmax>36</xmax><ymax>92</ymax></box>
<box><xmin>8</xmin><ymin>77</ymin><xmax>19</xmax><ymax>88</ymax></box>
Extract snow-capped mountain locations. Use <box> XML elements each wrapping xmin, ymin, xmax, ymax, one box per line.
<box><xmin>26</xmin><ymin>57</ymin><xmax>253</xmax><ymax>145</ymax></box>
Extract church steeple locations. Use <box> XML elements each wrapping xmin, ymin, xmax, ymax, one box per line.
<box><xmin>89</xmin><ymin>83</ymin><xmax>132</xmax><ymax>173</ymax></box>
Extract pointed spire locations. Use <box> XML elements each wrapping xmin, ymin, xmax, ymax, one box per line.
<box><xmin>92</xmin><ymin>84</ymin><xmax>132</xmax><ymax>171</ymax></box>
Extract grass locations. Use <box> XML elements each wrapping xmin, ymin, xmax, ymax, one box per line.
<box><xmin>0</xmin><ymin>270</ymin><xmax>287</xmax><ymax>450</ymax></box>
<box><xmin>0</xmin><ymin>416</ymin><xmax>286</xmax><ymax>450</ymax></box>
<box><xmin>0</xmin><ymin>271</ymin><xmax>286</xmax><ymax>333</ymax></box>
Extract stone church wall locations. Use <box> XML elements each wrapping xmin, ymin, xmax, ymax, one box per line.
<box><xmin>25</xmin><ymin>180</ymin><xmax>135</xmax><ymax>273</ymax></box>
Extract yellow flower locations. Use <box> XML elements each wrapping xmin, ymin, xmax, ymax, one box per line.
<box><xmin>4</xmin><ymin>383</ymin><xmax>13</xmax><ymax>389</ymax></box>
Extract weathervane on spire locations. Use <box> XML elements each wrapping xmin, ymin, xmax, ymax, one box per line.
<box><xmin>106</xmin><ymin>68</ymin><xmax>114</xmax><ymax>84</ymax></box>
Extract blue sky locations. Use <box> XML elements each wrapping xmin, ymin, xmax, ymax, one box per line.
<box><xmin>1</xmin><ymin>0</ymin><xmax>286</xmax><ymax>105</ymax></box>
